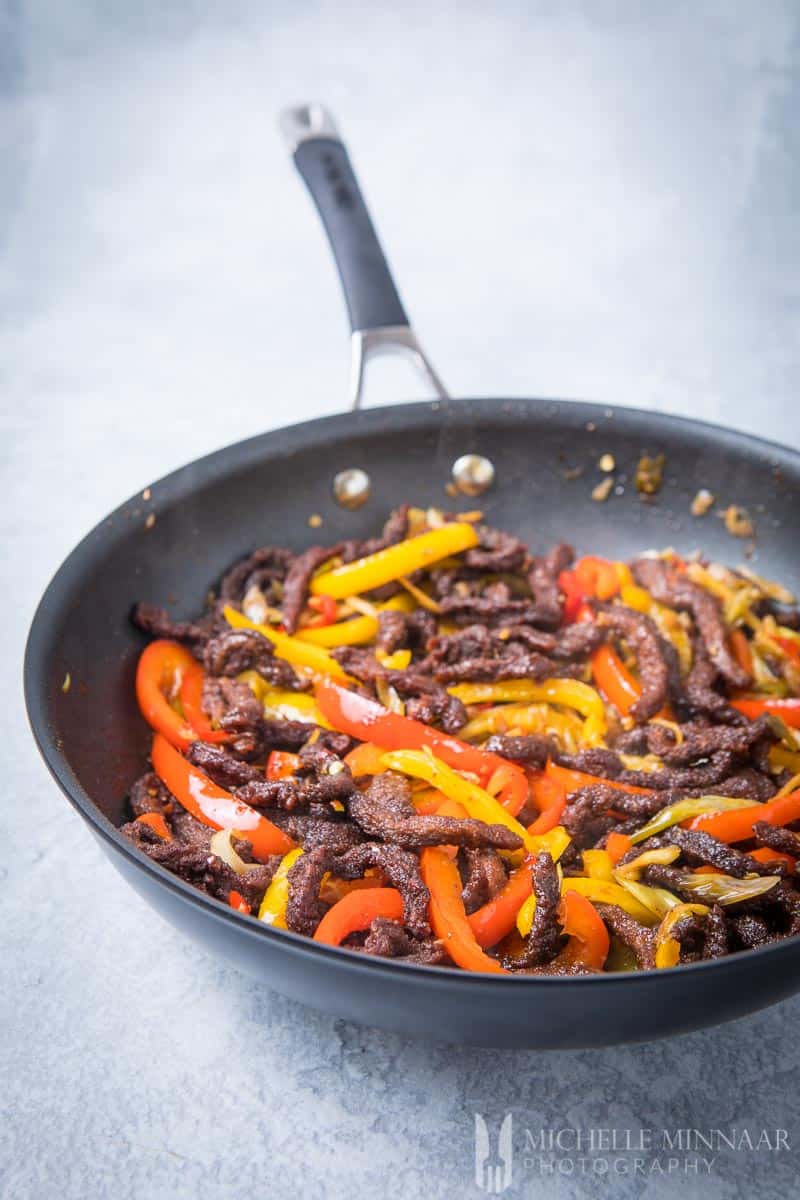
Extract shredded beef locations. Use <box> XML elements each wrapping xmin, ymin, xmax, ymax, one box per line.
<box><xmin>753</xmin><ymin>821</ymin><xmax>800</xmax><ymax>865</ymax></box>
<box><xmin>129</xmin><ymin>771</ymin><xmax>175</xmax><ymax>818</ymax></box>
<box><xmin>203</xmin><ymin>628</ymin><xmax>305</xmax><ymax>690</ymax></box>
<box><xmin>595</xmin><ymin>904</ymin><xmax>656</xmax><ymax>969</ymax></box>
<box><xmin>348</xmin><ymin>771</ymin><xmax>521</xmax><ymax>851</ymax></box>
<box><xmin>219</xmin><ymin>546</ymin><xmax>292</xmax><ymax>603</ymax></box>
<box><xmin>703</xmin><ymin>906</ymin><xmax>730</xmax><ymax>958</ymax></box>
<box><xmin>483</xmin><ymin>734</ymin><xmax>556</xmax><ymax>768</ymax></box>
<box><xmin>464</xmin><ymin>525</ymin><xmax>530</xmax><ymax>574</ymax></box>
<box><xmin>663</xmin><ymin>827</ymin><xmax>786</xmax><ymax>878</ymax></box>
<box><xmin>360</xmin><ymin>918</ymin><xmax>447</xmax><ymax>965</ymax></box>
<box><xmin>461</xmin><ymin>849</ymin><xmax>508</xmax><ymax>914</ymax></box>
<box><xmin>526</xmin><ymin>543</ymin><xmax>574</xmax><ymax>629</ymax></box>
<box><xmin>633</xmin><ymin>558</ymin><xmax>750</xmax><ymax>688</ymax></box>
<box><xmin>595</xmin><ymin>603</ymin><xmax>672</xmax><ymax>722</ymax></box>
<box><xmin>131</xmin><ymin>603</ymin><xmax>210</xmax><ymax>650</ymax></box>
<box><xmin>267</xmin><ymin>813</ymin><xmax>364</xmax><ymax>853</ymax></box>
<box><xmin>508</xmin><ymin>853</ymin><xmax>562</xmax><ymax>968</ymax></box>
<box><xmin>125</xmin><ymin>838</ymin><xmax>278</xmax><ymax>908</ymax></box>
<box><xmin>281</xmin><ymin>544</ymin><xmax>343</xmax><ymax>634</ymax></box>
<box><xmin>185</xmin><ymin>742</ymin><xmax>263</xmax><ymax>789</ymax></box>
<box><xmin>333</xmin><ymin>843</ymin><xmax>431</xmax><ymax>938</ymax></box>
<box><xmin>376</xmin><ymin>608</ymin><xmax>436</xmax><ymax>656</ymax></box>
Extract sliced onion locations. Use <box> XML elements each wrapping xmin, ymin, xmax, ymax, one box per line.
<box><xmin>674</xmin><ymin>870</ymin><xmax>782</xmax><ymax>906</ymax></box>
<box><xmin>209</xmin><ymin>829</ymin><xmax>261</xmax><ymax>875</ymax></box>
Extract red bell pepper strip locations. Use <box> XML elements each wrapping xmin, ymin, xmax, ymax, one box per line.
<box><xmin>313</xmin><ymin>887</ymin><xmax>404</xmax><ymax>946</ymax></box>
<box><xmin>526</xmin><ymin>773</ymin><xmax>567</xmax><ymax>835</ymax></box>
<box><xmin>775</xmin><ymin>636</ymin><xmax>800</xmax><ymax>670</ymax></box>
<box><xmin>748</xmin><ymin>846</ymin><xmax>796</xmax><ymax>872</ymax></box>
<box><xmin>179</xmin><ymin>659</ymin><xmax>230</xmax><ymax>744</ymax></box>
<box><xmin>544</xmin><ymin>759</ymin><xmax>655</xmax><ymax>798</ymax></box>
<box><xmin>134</xmin><ymin>812</ymin><xmax>172</xmax><ymax>841</ymax></box>
<box><xmin>420</xmin><ymin>847</ymin><xmax>507</xmax><ymax>973</ymax></box>
<box><xmin>557</xmin><ymin>891</ymin><xmax>610</xmax><ymax>969</ymax></box>
<box><xmin>266</xmin><ymin>750</ymin><xmax>301</xmax><ymax>781</ymax></box>
<box><xmin>315</xmin><ymin>679</ymin><xmax>528</xmax><ymax>815</ymax></box>
<box><xmin>729</xmin><ymin>629</ymin><xmax>754</xmax><ymax>676</ymax></box>
<box><xmin>731</xmin><ymin>696</ymin><xmax>800</xmax><ymax>729</ymax></box>
<box><xmin>468</xmin><ymin>855</ymin><xmax>536</xmax><ymax>948</ymax></box>
<box><xmin>689</xmin><ymin>788</ymin><xmax>800</xmax><ymax>844</ymax></box>
<box><xmin>151</xmin><ymin>733</ymin><xmax>295</xmax><ymax>859</ymax></box>
<box><xmin>574</xmin><ymin>556</ymin><xmax>621</xmax><ymax>602</ymax></box>
<box><xmin>305</xmin><ymin>594</ymin><xmax>338</xmax><ymax>628</ymax></box>
<box><xmin>605</xmin><ymin>831</ymin><xmax>633</xmax><ymax>864</ymax></box>
<box><xmin>136</xmin><ymin>640</ymin><xmax>199</xmax><ymax>750</ymax></box>
<box><xmin>558</xmin><ymin>569</ymin><xmax>586</xmax><ymax>623</ymax></box>
<box><xmin>228</xmin><ymin>890</ymin><xmax>251</xmax><ymax>914</ymax></box>
<box><xmin>591</xmin><ymin>644</ymin><xmax>641</xmax><ymax>717</ymax></box>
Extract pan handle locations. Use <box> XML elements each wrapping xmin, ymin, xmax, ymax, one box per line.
<box><xmin>279</xmin><ymin>103</ymin><xmax>449</xmax><ymax>410</ymax></box>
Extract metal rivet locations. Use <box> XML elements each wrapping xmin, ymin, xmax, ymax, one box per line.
<box><xmin>451</xmin><ymin>454</ymin><xmax>495</xmax><ymax>497</ymax></box>
<box><xmin>333</xmin><ymin>468</ymin><xmax>371</xmax><ymax>509</ymax></box>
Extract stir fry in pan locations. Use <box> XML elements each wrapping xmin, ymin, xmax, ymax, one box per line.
<box><xmin>123</xmin><ymin>506</ymin><xmax>800</xmax><ymax>974</ymax></box>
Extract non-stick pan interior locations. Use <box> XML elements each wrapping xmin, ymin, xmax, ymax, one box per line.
<box><xmin>26</xmin><ymin>397</ymin><xmax>800</xmax><ymax>835</ymax></box>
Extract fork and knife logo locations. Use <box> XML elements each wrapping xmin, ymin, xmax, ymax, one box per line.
<box><xmin>474</xmin><ymin>1113</ymin><xmax>513</xmax><ymax>1194</ymax></box>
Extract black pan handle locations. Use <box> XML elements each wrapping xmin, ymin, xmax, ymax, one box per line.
<box><xmin>280</xmin><ymin>103</ymin><xmax>449</xmax><ymax>410</ymax></box>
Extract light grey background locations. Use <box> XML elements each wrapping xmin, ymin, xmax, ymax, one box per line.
<box><xmin>2</xmin><ymin>3</ymin><xmax>799</xmax><ymax>1198</ymax></box>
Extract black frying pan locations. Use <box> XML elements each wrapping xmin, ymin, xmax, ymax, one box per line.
<box><xmin>24</xmin><ymin>105</ymin><xmax>800</xmax><ymax>1048</ymax></box>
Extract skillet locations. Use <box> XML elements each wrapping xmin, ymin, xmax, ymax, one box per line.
<box><xmin>24</xmin><ymin>104</ymin><xmax>800</xmax><ymax>1047</ymax></box>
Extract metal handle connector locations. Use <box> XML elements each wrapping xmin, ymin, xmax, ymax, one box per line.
<box><xmin>349</xmin><ymin>325</ymin><xmax>449</xmax><ymax>411</ymax></box>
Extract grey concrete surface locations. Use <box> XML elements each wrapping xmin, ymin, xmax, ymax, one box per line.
<box><xmin>2</xmin><ymin>3</ymin><xmax>800</xmax><ymax>1198</ymax></box>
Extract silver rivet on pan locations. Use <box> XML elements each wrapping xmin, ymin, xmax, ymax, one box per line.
<box><xmin>451</xmin><ymin>454</ymin><xmax>495</xmax><ymax>497</ymax></box>
<box><xmin>333</xmin><ymin>468</ymin><xmax>371</xmax><ymax>509</ymax></box>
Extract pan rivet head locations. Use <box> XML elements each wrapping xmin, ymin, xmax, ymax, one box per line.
<box><xmin>333</xmin><ymin>468</ymin><xmax>371</xmax><ymax>510</ymax></box>
<box><xmin>452</xmin><ymin>454</ymin><xmax>495</xmax><ymax>497</ymax></box>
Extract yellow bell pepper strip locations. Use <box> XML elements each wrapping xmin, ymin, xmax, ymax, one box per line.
<box><xmin>770</xmin><ymin>745</ymin><xmax>800</xmax><ymax>774</ymax></box>
<box><xmin>136</xmin><ymin>639</ymin><xmax>211</xmax><ymax>750</ymax></box>
<box><xmin>688</xmin><ymin>787</ymin><xmax>800</xmax><ymax>844</ymax></box>
<box><xmin>629</xmin><ymin>794</ymin><xmax>757</xmax><ymax>844</ymax></box>
<box><xmin>261</xmin><ymin>688</ymin><xmax>331</xmax><ymax>727</ymax></box>
<box><xmin>381</xmin><ymin>748</ymin><xmax>534</xmax><ymax>852</ymax></box>
<box><xmin>309</xmin><ymin>523</ymin><xmax>479</xmax><ymax>599</ymax></box>
<box><xmin>458</xmin><ymin>702</ymin><xmax>585</xmax><ymax>747</ymax></box>
<box><xmin>313</xmin><ymin>887</ymin><xmax>405</xmax><ymax>946</ymax></box>
<box><xmin>582</xmin><ymin>849</ymin><xmax>614</xmax><ymax>881</ymax></box>
<box><xmin>558</xmin><ymin>891</ymin><xmax>610</xmax><ymax>970</ymax></box>
<box><xmin>296</xmin><ymin>594</ymin><xmax>413</xmax><ymax>647</ymax></box>
<box><xmin>449</xmin><ymin>678</ymin><xmax>607</xmax><ymax>746</ymax></box>
<box><xmin>419</xmin><ymin>847</ymin><xmax>507</xmax><ymax>973</ymax></box>
<box><xmin>376</xmin><ymin>649</ymin><xmax>413</xmax><ymax>670</ymax></box>
<box><xmin>151</xmin><ymin>733</ymin><xmax>295</xmax><ymax>860</ymax></box>
<box><xmin>223</xmin><ymin>605</ymin><xmax>351</xmax><ymax>681</ymax></box>
<box><xmin>731</xmin><ymin>695</ymin><xmax>800</xmax><ymax>729</ymax></box>
<box><xmin>654</xmin><ymin>903</ymin><xmax>710</xmax><ymax>968</ymax></box>
<box><xmin>316</xmin><ymin>679</ymin><xmax>529</xmax><ymax>815</ymax></box>
<box><xmin>466</xmin><ymin>827</ymin><xmax>572</xmax><ymax>948</ymax></box>
<box><xmin>258</xmin><ymin>846</ymin><xmax>305</xmax><ymax>926</ymax></box>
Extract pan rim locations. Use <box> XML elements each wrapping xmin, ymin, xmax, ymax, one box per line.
<box><xmin>24</xmin><ymin>395</ymin><xmax>800</xmax><ymax>989</ymax></box>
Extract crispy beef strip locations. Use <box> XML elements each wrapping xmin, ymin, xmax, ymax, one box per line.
<box><xmin>204</xmin><ymin>628</ymin><xmax>306</xmax><ymax>690</ymax></box>
<box><xmin>359</xmin><ymin>918</ymin><xmax>447</xmax><ymax>965</ymax></box>
<box><xmin>185</xmin><ymin>742</ymin><xmax>264</xmax><ymax>788</ymax></box>
<box><xmin>422</xmin><ymin>624</ymin><xmax>576</xmax><ymax>684</ymax></box>
<box><xmin>219</xmin><ymin>546</ymin><xmax>292</xmax><ymax>604</ymax></box>
<box><xmin>483</xmin><ymin>734</ymin><xmax>556</xmax><ymax>768</ymax></box>
<box><xmin>333</xmin><ymin>843</ymin><xmax>431</xmax><ymax>938</ymax></box>
<box><xmin>281</xmin><ymin>544</ymin><xmax>343</xmax><ymax>634</ymax></box>
<box><xmin>662</xmin><ymin>827</ymin><xmax>787</xmax><ymax>878</ymax></box>
<box><xmin>348</xmin><ymin>771</ymin><xmax>522</xmax><ymax>851</ymax></box>
<box><xmin>703</xmin><ymin>906</ymin><xmax>730</xmax><ymax>958</ymax></box>
<box><xmin>754</xmin><ymin>821</ymin><xmax>800</xmax><ymax>865</ymax></box>
<box><xmin>464</xmin><ymin>525</ymin><xmax>530</xmax><ymax>574</ymax></box>
<box><xmin>268</xmin><ymin>813</ymin><xmax>364</xmax><ymax>853</ymax></box>
<box><xmin>507</xmin><ymin>853</ymin><xmax>562</xmax><ymax>969</ymax></box>
<box><xmin>236</xmin><ymin>747</ymin><xmax>355</xmax><ymax>814</ymax></box>
<box><xmin>460</xmin><ymin>849</ymin><xmax>508</xmax><ymax>914</ymax></box>
<box><xmin>594</xmin><ymin>904</ymin><xmax>656</xmax><ymax>969</ymax></box>
<box><xmin>595</xmin><ymin>603</ymin><xmax>673</xmax><ymax>722</ymax></box>
<box><xmin>626</xmin><ymin>716</ymin><xmax>774</xmax><ymax>767</ymax></box>
<box><xmin>684</xmin><ymin>636</ymin><xmax>745</xmax><ymax>724</ymax></box>
<box><xmin>633</xmin><ymin>558</ymin><xmax>750</xmax><ymax>689</ymax></box>
<box><xmin>728</xmin><ymin>913</ymin><xmax>773</xmax><ymax>950</ymax></box>
<box><xmin>527</xmin><ymin>543</ymin><xmax>574</xmax><ymax>629</ymax></box>
<box><xmin>331</xmin><ymin>647</ymin><xmax>467</xmax><ymax>734</ymax></box>
<box><xmin>129</xmin><ymin>771</ymin><xmax>175</xmax><ymax>818</ymax></box>
<box><xmin>131</xmin><ymin>603</ymin><xmax>215</xmax><ymax>651</ymax></box>
<box><xmin>376</xmin><ymin>608</ymin><xmax>436</xmax><ymax>656</ymax></box>
<box><xmin>122</xmin><ymin>837</ymin><xmax>278</xmax><ymax>908</ymax></box>
<box><xmin>286</xmin><ymin>847</ymin><xmax>337</xmax><ymax>935</ymax></box>
<box><xmin>561</xmin><ymin>785</ymin><xmax>664</xmax><ymax>842</ymax></box>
